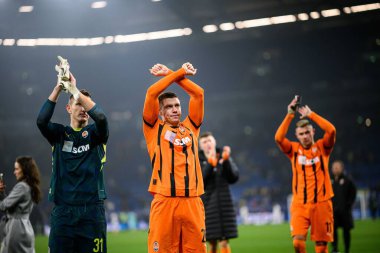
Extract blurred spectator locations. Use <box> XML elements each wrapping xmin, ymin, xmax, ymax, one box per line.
<box><xmin>331</xmin><ymin>160</ymin><xmax>357</xmax><ymax>253</ymax></box>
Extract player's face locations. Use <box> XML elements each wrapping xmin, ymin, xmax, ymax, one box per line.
<box><xmin>14</xmin><ymin>162</ymin><xmax>24</xmax><ymax>181</ymax></box>
<box><xmin>160</xmin><ymin>97</ymin><xmax>181</xmax><ymax>126</ymax></box>
<box><xmin>332</xmin><ymin>162</ymin><xmax>343</xmax><ymax>176</ymax></box>
<box><xmin>295</xmin><ymin>125</ymin><xmax>315</xmax><ymax>149</ymax></box>
<box><xmin>66</xmin><ymin>99</ymin><xmax>89</xmax><ymax>125</ymax></box>
<box><xmin>199</xmin><ymin>136</ymin><xmax>216</xmax><ymax>154</ymax></box>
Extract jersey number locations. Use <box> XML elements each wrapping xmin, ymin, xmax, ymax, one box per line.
<box><xmin>93</xmin><ymin>238</ymin><xmax>103</xmax><ymax>252</ymax></box>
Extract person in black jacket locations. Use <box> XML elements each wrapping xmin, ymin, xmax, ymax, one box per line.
<box><xmin>199</xmin><ymin>132</ymin><xmax>239</xmax><ymax>253</ymax></box>
<box><xmin>331</xmin><ymin>160</ymin><xmax>357</xmax><ymax>253</ymax></box>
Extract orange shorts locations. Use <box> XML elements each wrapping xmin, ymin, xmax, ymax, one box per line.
<box><xmin>290</xmin><ymin>199</ymin><xmax>333</xmax><ymax>242</ymax></box>
<box><xmin>148</xmin><ymin>194</ymin><xmax>207</xmax><ymax>253</ymax></box>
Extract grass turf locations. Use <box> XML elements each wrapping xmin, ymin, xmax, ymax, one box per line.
<box><xmin>35</xmin><ymin>219</ymin><xmax>380</xmax><ymax>252</ymax></box>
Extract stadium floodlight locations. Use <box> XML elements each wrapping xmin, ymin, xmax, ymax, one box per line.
<box><xmin>104</xmin><ymin>36</ymin><xmax>114</xmax><ymax>44</ymax></box>
<box><xmin>36</xmin><ymin>38</ymin><xmax>61</xmax><ymax>46</ymax></box>
<box><xmin>350</xmin><ymin>3</ymin><xmax>380</xmax><ymax>13</ymax></box>
<box><xmin>59</xmin><ymin>38</ymin><xmax>76</xmax><ymax>46</ymax></box>
<box><xmin>152</xmin><ymin>0</ymin><xmax>162</xmax><ymax>2</ymax></box>
<box><xmin>297</xmin><ymin>13</ymin><xmax>309</xmax><ymax>21</ymax></box>
<box><xmin>310</xmin><ymin>11</ymin><xmax>320</xmax><ymax>19</ymax></box>
<box><xmin>242</xmin><ymin>18</ymin><xmax>272</xmax><ymax>28</ymax></box>
<box><xmin>271</xmin><ymin>15</ymin><xmax>297</xmax><ymax>24</ymax></box>
<box><xmin>114</xmin><ymin>34</ymin><xmax>148</xmax><ymax>43</ymax></box>
<box><xmin>147</xmin><ymin>29</ymin><xmax>186</xmax><ymax>40</ymax></box>
<box><xmin>203</xmin><ymin>25</ymin><xmax>218</xmax><ymax>33</ymax></box>
<box><xmin>343</xmin><ymin>7</ymin><xmax>352</xmax><ymax>14</ymax></box>
<box><xmin>91</xmin><ymin>1</ymin><xmax>107</xmax><ymax>9</ymax></box>
<box><xmin>89</xmin><ymin>37</ymin><xmax>105</xmax><ymax>46</ymax></box>
<box><xmin>321</xmin><ymin>9</ymin><xmax>341</xmax><ymax>17</ymax></box>
<box><xmin>3</xmin><ymin>39</ymin><xmax>15</xmax><ymax>46</ymax></box>
<box><xmin>182</xmin><ymin>28</ymin><xmax>192</xmax><ymax>36</ymax></box>
<box><xmin>17</xmin><ymin>39</ymin><xmax>37</xmax><ymax>46</ymax></box>
<box><xmin>219</xmin><ymin>22</ymin><xmax>235</xmax><ymax>31</ymax></box>
<box><xmin>19</xmin><ymin>6</ymin><xmax>34</xmax><ymax>13</ymax></box>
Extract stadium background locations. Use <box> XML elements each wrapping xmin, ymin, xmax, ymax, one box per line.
<box><xmin>0</xmin><ymin>0</ymin><xmax>379</xmax><ymax>249</ymax></box>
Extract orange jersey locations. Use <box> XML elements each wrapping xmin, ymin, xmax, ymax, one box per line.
<box><xmin>143</xmin><ymin>68</ymin><xmax>204</xmax><ymax>197</ymax></box>
<box><xmin>275</xmin><ymin>112</ymin><xmax>336</xmax><ymax>204</ymax></box>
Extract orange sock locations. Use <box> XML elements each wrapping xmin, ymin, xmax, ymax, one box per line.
<box><xmin>293</xmin><ymin>239</ymin><xmax>306</xmax><ymax>253</ymax></box>
<box><xmin>220</xmin><ymin>245</ymin><xmax>231</xmax><ymax>253</ymax></box>
<box><xmin>315</xmin><ymin>244</ymin><xmax>328</xmax><ymax>253</ymax></box>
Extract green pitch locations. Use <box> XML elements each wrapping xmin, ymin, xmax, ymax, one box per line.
<box><xmin>35</xmin><ymin>219</ymin><xmax>380</xmax><ymax>252</ymax></box>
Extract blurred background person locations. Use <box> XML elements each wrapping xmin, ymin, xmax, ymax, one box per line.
<box><xmin>199</xmin><ymin>132</ymin><xmax>239</xmax><ymax>253</ymax></box>
<box><xmin>331</xmin><ymin>160</ymin><xmax>357</xmax><ymax>253</ymax></box>
<box><xmin>368</xmin><ymin>186</ymin><xmax>378</xmax><ymax>220</ymax></box>
<box><xmin>0</xmin><ymin>156</ymin><xmax>42</xmax><ymax>253</ymax></box>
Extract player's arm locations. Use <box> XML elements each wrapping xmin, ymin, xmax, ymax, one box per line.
<box><xmin>88</xmin><ymin>105</ymin><xmax>109</xmax><ymax>144</ymax></box>
<box><xmin>150</xmin><ymin>63</ymin><xmax>204</xmax><ymax>127</ymax></box>
<box><xmin>177</xmin><ymin>63</ymin><xmax>204</xmax><ymax>128</ymax></box>
<box><xmin>143</xmin><ymin>64</ymin><xmax>187</xmax><ymax>127</ymax></box>
<box><xmin>274</xmin><ymin>98</ymin><xmax>296</xmax><ymax>155</ymax></box>
<box><xmin>299</xmin><ymin>105</ymin><xmax>336</xmax><ymax>150</ymax></box>
<box><xmin>36</xmin><ymin>83</ymin><xmax>63</xmax><ymax>145</ymax></box>
<box><xmin>67</xmin><ymin>73</ymin><xmax>109</xmax><ymax>143</ymax></box>
<box><xmin>221</xmin><ymin>146</ymin><xmax>239</xmax><ymax>184</ymax></box>
<box><xmin>200</xmin><ymin>156</ymin><xmax>215</xmax><ymax>182</ymax></box>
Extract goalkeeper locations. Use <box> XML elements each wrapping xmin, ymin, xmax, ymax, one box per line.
<box><xmin>36</xmin><ymin>57</ymin><xmax>109</xmax><ymax>253</ymax></box>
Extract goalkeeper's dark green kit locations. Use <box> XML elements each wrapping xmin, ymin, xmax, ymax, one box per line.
<box><xmin>37</xmin><ymin>99</ymin><xmax>109</xmax><ymax>253</ymax></box>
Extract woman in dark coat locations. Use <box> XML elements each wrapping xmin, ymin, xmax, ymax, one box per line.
<box><xmin>199</xmin><ymin>132</ymin><xmax>239</xmax><ymax>253</ymax></box>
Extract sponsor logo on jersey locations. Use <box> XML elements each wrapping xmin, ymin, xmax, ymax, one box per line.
<box><xmin>62</xmin><ymin>141</ymin><xmax>90</xmax><ymax>154</ymax></box>
<box><xmin>298</xmin><ymin>155</ymin><xmax>320</xmax><ymax>166</ymax></box>
<box><xmin>174</xmin><ymin>136</ymin><xmax>191</xmax><ymax>146</ymax></box>
<box><xmin>82</xmin><ymin>130</ymin><xmax>88</xmax><ymax>138</ymax></box>
<box><xmin>153</xmin><ymin>241</ymin><xmax>159</xmax><ymax>252</ymax></box>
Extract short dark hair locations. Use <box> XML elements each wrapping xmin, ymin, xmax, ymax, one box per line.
<box><xmin>296</xmin><ymin>119</ymin><xmax>311</xmax><ymax>128</ymax></box>
<box><xmin>158</xmin><ymin>92</ymin><xmax>178</xmax><ymax>108</ymax></box>
<box><xmin>69</xmin><ymin>89</ymin><xmax>91</xmax><ymax>103</ymax></box>
<box><xmin>200</xmin><ymin>132</ymin><xmax>213</xmax><ymax>139</ymax></box>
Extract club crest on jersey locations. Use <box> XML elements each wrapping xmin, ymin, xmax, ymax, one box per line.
<box><xmin>312</xmin><ymin>147</ymin><xmax>318</xmax><ymax>154</ymax></box>
<box><xmin>153</xmin><ymin>241</ymin><xmax>159</xmax><ymax>252</ymax></box>
<box><xmin>82</xmin><ymin>130</ymin><xmax>88</xmax><ymax>138</ymax></box>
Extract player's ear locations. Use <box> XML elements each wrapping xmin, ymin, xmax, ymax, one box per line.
<box><xmin>66</xmin><ymin>104</ymin><xmax>72</xmax><ymax>114</ymax></box>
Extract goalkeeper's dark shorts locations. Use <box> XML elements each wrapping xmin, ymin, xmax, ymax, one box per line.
<box><xmin>49</xmin><ymin>202</ymin><xmax>107</xmax><ymax>253</ymax></box>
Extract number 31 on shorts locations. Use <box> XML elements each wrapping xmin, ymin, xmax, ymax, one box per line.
<box><xmin>93</xmin><ymin>238</ymin><xmax>104</xmax><ymax>252</ymax></box>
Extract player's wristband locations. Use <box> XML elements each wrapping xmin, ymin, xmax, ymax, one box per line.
<box><xmin>288</xmin><ymin>108</ymin><xmax>295</xmax><ymax>114</ymax></box>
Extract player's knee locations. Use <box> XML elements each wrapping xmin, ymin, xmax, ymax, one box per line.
<box><xmin>315</xmin><ymin>242</ymin><xmax>328</xmax><ymax>253</ymax></box>
<box><xmin>293</xmin><ymin>239</ymin><xmax>306</xmax><ymax>253</ymax></box>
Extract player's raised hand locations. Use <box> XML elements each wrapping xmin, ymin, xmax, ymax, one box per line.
<box><xmin>182</xmin><ymin>62</ymin><xmax>197</xmax><ymax>75</ymax></box>
<box><xmin>150</xmin><ymin>64</ymin><xmax>170</xmax><ymax>76</ymax></box>
<box><xmin>287</xmin><ymin>97</ymin><xmax>298</xmax><ymax>114</ymax></box>
<box><xmin>222</xmin><ymin>146</ymin><xmax>231</xmax><ymax>160</ymax></box>
<box><xmin>0</xmin><ymin>181</ymin><xmax>5</xmax><ymax>192</ymax></box>
<box><xmin>298</xmin><ymin>105</ymin><xmax>312</xmax><ymax>119</ymax></box>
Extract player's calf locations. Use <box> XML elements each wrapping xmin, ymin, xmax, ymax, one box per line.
<box><xmin>293</xmin><ymin>239</ymin><xmax>306</xmax><ymax>253</ymax></box>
